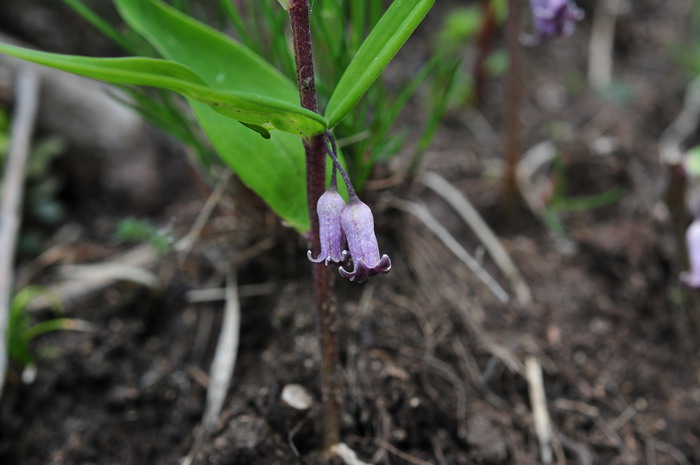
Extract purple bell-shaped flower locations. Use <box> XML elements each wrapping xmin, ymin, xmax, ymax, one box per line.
<box><xmin>682</xmin><ymin>219</ymin><xmax>700</xmax><ymax>288</ymax></box>
<box><xmin>308</xmin><ymin>187</ymin><xmax>348</xmax><ymax>265</ymax></box>
<box><xmin>524</xmin><ymin>0</ymin><xmax>584</xmax><ymax>46</ymax></box>
<box><xmin>339</xmin><ymin>197</ymin><xmax>391</xmax><ymax>283</ymax></box>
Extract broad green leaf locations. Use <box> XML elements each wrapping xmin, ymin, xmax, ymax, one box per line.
<box><xmin>0</xmin><ymin>43</ymin><xmax>325</xmax><ymax>138</ymax></box>
<box><xmin>115</xmin><ymin>0</ymin><xmax>314</xmax><ymax>231</ymax></box>
<box><xmin>325</xmin><ymin>0</ymin><xmax>435</xmax><ymax>128</ymax></box>
<box><xmin>115</xmin><ymin>0</ymin><xmax>297</xmax><ymax>101</ymax></box>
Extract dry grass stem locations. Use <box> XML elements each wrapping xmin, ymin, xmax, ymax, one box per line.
<box><xmin>392</xmin><ymin>199</ymin><xmax>509</xmax><ymax>304</ymax></box>
<box><xmin>659</xmin><ymin>76</ymin><xmax>700</xmax><ymax>165</ymax></box>
<box><xmin>0</xmin><ymin>68</ymin><xmax>40</xmax><ymax>398</ymax></box>
<box><xmin>421</xmin><ymin>171</ymin><xmax>532</xmax><ymax>307</ymax></box>
<box><xmin>26</xmin><ymin>244</ymin><xmax>158</xmax><ymax>311</ymax></box>
<box><xmin>183</xmin><ymin>270</ymin><xmax>241</xmax><ymax>465</ymax></box>
<box><xmin>175</xmin><ymin>169</ymin><xmax>233</xmax><ymax>256</ymax></box>
<box><xmin>525</xmin><ymin>356</ymin><xmax>554</xmax><ymax>465</ymax></box>
<box><xmin>202</xmin><ymin>269</ymin><xmax>241</xmax><ymax>426</ymax></box>
<box><xmin>588</xmin><ymin>0</ymin><xmax>622</xmax><ymax>90</ymax></box>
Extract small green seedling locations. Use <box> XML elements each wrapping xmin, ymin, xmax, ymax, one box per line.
<box><xmin>8</xmin><ymin>286</ymin><xmax>91</xmax><ymax>371</ymax></box>
<box><xmin>542</xmin><ymin>155</ymin><xmax>624</xmax><ymax>238</ymax></box>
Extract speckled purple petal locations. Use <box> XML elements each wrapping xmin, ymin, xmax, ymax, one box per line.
<box><xmin>524</xmin><ymin>0</ymin><xmax>584</xmax><ymax>46</ymax></box>
<box><xmin>338</xmin><ymin>198</ymin><xmax>391</xmax><ymax>283</ymax></box>
<box><xmin>308</xmin><ymin>189</ymin><xmax>347</xmax><ymax>265</ymax></box>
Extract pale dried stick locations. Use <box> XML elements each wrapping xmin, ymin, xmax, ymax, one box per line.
<box><xmin>330</xmin><ymin>443</ymin><xmax>372</xmax><ymax>465</ymax></box>
<box><xmin>659</xmin><ymin>76</ymin><xmax>700</xmax><ymax>166</ymax></box>
<box><xmin>0</xmin><ymin>68</ymin><xmax>40</xmax><ymax>398</ymax></box>
<box><xmin>175</xmin><ymin>169</ymin><xmax>233</xmax><ymax>256</ymax></box>
<box><xmin>392</xmin><ymin>199</ymin><xmax>510</xmax><ymax>304</ymax></box>
<box><xmin>525</xmin><ymin>356</ymin><xmax>554</xmax><ymax>465</ymax></box>
<box><xmin>26</xmin><ymin>244</ymin><xmax>158</xmax><ymax>311</ymax></box>
<box><xmin>420</xmin><ymin>171</ymin><xmax>532</xmax><ymax>307</ymax></box>
<box><xmin>202</xmin><ymin>269</ymin><xmax>241</xmax><ymax>426</ymax></box>
<box><xmin>588</xmin><ymin>0</ymin><xmax>622</xmax><ymax>90</ymax></box>
<box><xmin>183</xmin><ymin>270</ymin><xmax>241</xmax><ymax>465</ymax></box>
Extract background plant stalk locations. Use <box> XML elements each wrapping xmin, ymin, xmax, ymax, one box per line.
<box><xmin>288</xmin><ymin>0</ymin><xmax>341</xmax><ymax>450</ymax></box>
<box><xmin>472</xmin><ymin>0</ymin><xmax>497</xmax><ymax>106</ymax></box>
<box><xmin>502</xmin><ymin>0</ymin><xmax>523</xmax><ymax>211</ymax></box>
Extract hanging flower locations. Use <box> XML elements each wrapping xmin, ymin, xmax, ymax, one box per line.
<box><xmin>682</xmin><ymin>219</ymin><xmax>700</xmax><ymax>288</ymax></box>
<box><xmin>307</xmin><ymin>187</ymin><xmax>348</xmax><ymax>265</ymax></box>
<box><xmin>524</xmin><ymin>0</ymin><xmax>584</xmax><ymax>46</ymax></box>
<box><xmin>339</xmin><ymin>197</ymin><xmax>391</xmax><ymax>283</ymax></box>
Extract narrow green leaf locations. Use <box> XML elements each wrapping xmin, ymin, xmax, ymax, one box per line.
<box><xmin>59</xmin><ymin>0</ymin><xmax>134</xmax><ymax>52</ymax></box>
<box><xmin>114</xmin><ymin>0</ymin><xmax>314</xmax><ymax>231</ymax></box>
<box><xmin>0</xmin><ymin>43</ymin><xmax>326</xmax><ymax>138</ymax></box>
<box><xmin>219</xmin><ymin>0</ymin><xmax>258</xmax><ymax>52</ymax></box>
<box><xmin>325</xmin><ymin>0</ymin><xmax>435</xmax><ymax>128</ymax></box>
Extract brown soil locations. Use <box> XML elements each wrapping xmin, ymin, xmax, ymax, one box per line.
<box><xmin>1</xmin><ymin>1</ymin><xmax>699</xmax><ymax>464</ymax></box>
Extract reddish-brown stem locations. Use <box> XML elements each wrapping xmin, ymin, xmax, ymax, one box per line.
<box><xmin>502</xmin><ymin>0</ymin><xmax>523</xmax><ymax>210</ymax></box>
<box><xmin>288</xmin><ymin>0</ymin><xmax>341</xmax><ymax>450</ymax></box>
<box><xmin>472</xmin><ymin>0</ymin><xmax>497</xmax><ymax>106</ymax></box>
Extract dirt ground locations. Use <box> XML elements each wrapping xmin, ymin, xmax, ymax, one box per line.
<box><xmin>1</xmin><ymin>0</ymin><xmax>699</xmax><ymax>464</ymax></box>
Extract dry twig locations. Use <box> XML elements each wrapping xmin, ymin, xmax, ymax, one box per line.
<box><xmin>588</xmin><ymin>0</ymin><xmax>623</xmax><ymax>90</ymax></box>
<box><xmin>525</xmin><ymin>356</ymin><xmax>554</xmax><ymax>465</ymax></box>
<box><xmin>391</xmin><ymin>199</ymin><xmax>509</xmax><ymax>304</ymax></box>
<box><xmin>420</xmin><ymin>171</ymin><xmax>532</xmax><ymax>307</ymax></box>
<box><xmin>201</xmin><ymin>269</ymin><xmax>241</xmax><ymax>426</ymax></box>
<box><xmin>175</xmin><ymin>169</ymin><xmax>233</xmax><ymax>257</ymax></box>
<box><xmin>330</xmin><ymin>443</ymin><xmax>371</xmax><ymax>465</ymax></box>
<box><xmin>26</xmin><ymin>244</ymin><xmax>159</xmax><ymax>311</ymax></box>
<box><xmin>659</xmin><ymin>76</ymin><xmax>700</xmax><ymax>166</ymax></box>
<box><xmin>0</xmin><ymin>68</ymin><xmax>40</xmax><ymax>397</ymax></box>
<box><xmin>183</xmin><ymin>270</ymin><xmax>241</xmax><ymax>465</ymax></box>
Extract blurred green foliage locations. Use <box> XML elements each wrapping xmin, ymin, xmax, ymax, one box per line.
<box><xmin>113</xmin><ymin>217</ymin><xmax>170</xmax><ymax>253</ymax></box>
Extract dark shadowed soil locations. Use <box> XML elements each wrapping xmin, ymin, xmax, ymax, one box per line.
<box><xmin>1</xmin><ymin>0</ymin><xmax>699</xmax><ymax>464</ymax></box>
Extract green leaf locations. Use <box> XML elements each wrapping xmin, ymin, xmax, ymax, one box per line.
<box><xmin>114</xmin><ymin>0</ymin><xmax>314</xmax><ymax>231</ymax></box>
<box><xmin>59</xmin><ymin>0</ymin><xmax>135</xmax><ymax>52</ymax></box>
<box><xmin>0</xmin><ymin>43</ymin><xmax>326</xmax><ymax>138</ymax></box>
<box><xmin>687</xmin><ymin>145</ymin><xmax>700</xmax><ymax>177</ymax></box>
<box><xmin>325</xmin><ymin>0</ymin><xmax>435</xmax><ymax>128</ymax></box>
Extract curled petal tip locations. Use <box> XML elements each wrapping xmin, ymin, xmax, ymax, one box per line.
<box><xmin>338</xmin><ymin>255</ymin><xmax>391</xmax><ymax>283</ymax></box>
<box><xmin>307</xmin><ymin>250</ymin><xmax>324</xmax><ymax>263</ymax></box>
<box><xmin>339</xmin><ymin>259</ymin><xmax>371</xmax><ymax>283</ymax></box>
<box><xmin>377</xmin><ymin>255</ymin><xmax>392</xmax><ymax>274</ymax></box>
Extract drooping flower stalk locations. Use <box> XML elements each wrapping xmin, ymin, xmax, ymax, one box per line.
<box><xmin>288</xmin><ymin>0</ymin><xmax>340</xmax><ymax>450</ymax></box>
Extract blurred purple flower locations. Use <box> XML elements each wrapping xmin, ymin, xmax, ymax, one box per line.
<box><xmin>339</xmin><ymin>197</ymin><xmax>391</xmax><ymax>283</ymax></box>
<box><xmin>524</xmin><ymin>0</ymin><xmax>584</xmax><ymax>46</ymax></box>
<box><xmin>682</xmin><ymin>219</ymin><xmax>700</xmax><ymax>288</ymax></box>
<box><xmin>307</xmin><ymin>187</ymin><xmax>348</xmax><ymax>265</ymax></box>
